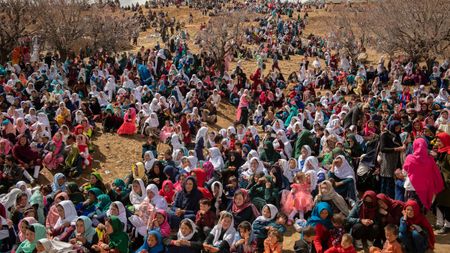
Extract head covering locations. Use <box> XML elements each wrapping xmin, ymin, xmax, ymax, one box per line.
<box><xmin>18</xmin><ymin>217</ymin><xmax>37</xmax><ymax>242</ymax></box>
<box><xmin>95</xmin><ymin>194</ymin><xmax>112</xmax><ymax>213</ymax></box>
<box><xmin>231</xmin><ymin>189</ymin><xmax>260</xmax><ymax>217</ymax></box>
<box><xmin>16</xmin><ymin>223</ymin><xmax>46</xmax><ymax>253</ymax></box>
<box><xmin>315</xmin><ymin>180</ymin><xmax>349</xmax><ymax>216</ymax></box>
<box><xmin>76</xmin><ymin>216</ymin><xmax>96</xmax><ymax>243</ymax></box>
<box><xmin>256</xmin><ymin>204</ymin><xmax>278</xmax><ymax>222</ymax></box>
<box><xmin>107</xmin><ymin>216</ymin><xmax>129</xmax><ymax>253</ymax></box>
<box><xmin>154</xmin><ymin>209</ymin><xmax>171</xmax><ymax>237</ymax></box>
<box><xmin>137</xmin><ymin>230</ymin><xmax>163</xmax><ymax>253</ymax></box>
<box><xmin>211</xmin><ymin>212</ymin><xmax>236</xmax><ymax>246</ymax></box>
<box><xmin>106</xmin><ymin>201</ymin><xmax>127</xmax><ymax>232</ymax></box>
<box><xmin>306</xmin><ymin>202</ymin><xmax>333</xmax><ymax>229</ymax></box>
<box><xmin>437</xmin><ymin>132</ymin><xmax>450</xmax><ymax>154</ymax></box>
<box><xmin>359</xmin><ymin>190</ymin><xmax>378</xmax><ymax>220</ymax></box>
<box><xmin>130</xmin><ymin>179</ymin><xmax>146</xmax><ymax>207</ymax></box>
<box><xmin>55</xmin><ymin>200</ymin><xmax>77</xmax><ymax>229</ymax></box>
<box><xmin>403</xmin><ymin>138</ymin><xmax>444</xmax><ymax>210</ymax></box>
<box><xmin>52</xmin><ymin>173</ymin><xmax>66</xmax><ymax>192</ymax></box>
<box><xmin>177</xmin><ymin>218</ymin><xmax>198</xmax><ymax>241</ymax></box>
<box><xmin>404</xmin><ymin>200</ymin><xmax>435</xmax><ymax>249</ymax></box>
<box><xmin>376</xmin><ymin>193</ymin><xmax>404</xmax><ymax>213</ymax></box>
<box><xmin>334</xmin><ymin>155</ymin><xmax>355</xmax><ymax>180</ymax></box>
<box><xmin>36</xmin><ymin>238</ymin><xmax>74</xmax><ymax>253</ymax></box>
<box><xmin>209</xmin><ymin>147</ymin><xmax>224</xmax><ymax>171</ymax></box>
<box><xmin>145</xmin><ymin>184</ymin><xmax>168</xmax><ymax>210</ymax></box>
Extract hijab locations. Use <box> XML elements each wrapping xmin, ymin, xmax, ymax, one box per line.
<box><xmin>107</xmin><ymin>216</ymin><xmax>130</xmax><ymax>253</ymax></box>
<box><xmin>18</xmin><ymin>217</ymin><xmax>37</xmax><ymax>242</ymax></box>
<box><xmin>359</xmin><ymin>191</ymin><xmax>378</xmax><ymax>220</ymax></box>
<box><xmin>333</xmin><ymin>155</ymin><xmax>355</xmax><ymax>180</ymax></box>
<box><xmin>55</xmin><ymin>200</ymin><xmax>77</xmax><ymax>230</ymax></box>
<box><xmin>403</xmin><ymin>138</ymin><xmax>444</xmax><ymax>210</ymax></box>
<box><xmin>306</xmin><ymin>202</ymin><xmax>333</xmax><ymax>229</ymax></box>
<box><xmin>437</xmin><ymin>132</ymin><xmax>450</xmax><ymax>154</ymax></box>
<box><xmin>211</xmin><ymin>212</ymin><xmax>236</xmax><ymax>246</ymax></box>
<box><xmin>136</xmin><ymin>230</ymin><xmax>163</xmax><ymax>253</ymax></box>
<box><xmin>209</xmin><ymin>147</ymin><xmax>224</xmax><ymax>171</ymax></box>
<box><xmin>52</xmin><ymin>173</ymin><xmax>66</xmax><ymax>192</ymax></box>
<box><xmin>16</xmin><ymin>223</ymin><xmax>46</xmax><ymax>253</ymax></box>
<box><xmin>174</xmin><ymin>177</ymin><xmax>202</xmax><ymax>211</ymax></box>
<box><xmin>159</xmin><ymin>180</ymin><xmax>175</xmax><ymax>203</ymax></box>
<box><xmin>177</xmin><ymin>218</ymin><xmax>198</xmax><ymax>241</ymax></box>
<box><xmin>95</xmin><ymin>194</ymin><xmax>112</xmax><ymax>213</ymax></box>
<box><xmin>36</xmin><ymin>238</ymin><xmax>74</xmax><ymax>253</ymax></box>
<box><xmin>404</xmin><ymin>200</ymin><xmax>435</xmax><ymax>249</ymax></box>
<box><xmin>130</xmin><ymin>179</ymin><xmax>146</xmax><ymax>207</ymax></box>
<box><xmin>315</xmin><ymin>180</ymin><xmax>349</xmax><ymax>216</ymax></box>
<box><xmin>231</xmin><ymin>189</ymin><xmax>260</xmax><ymax>217</ymax></box>
<box><xmin>107</xmin><ymin>201</ymin><xmax>127</xmax><ymax>232</ymax></box>
<box><xmin>75</xmin><ymin>216</ymin><xmax>96</xmax><ymax>243</ymax></box>
<box><xmin>255</xmin><ymin>204</ymin><xmax>278</xmax><ymax>222</ymax></box>
<box><xmin>154</xmin><ymin>209</ymin><xmax>171</xmax><ymax>237</ymax></box>
<box><xmin>146</xmin><ymin>184</ymin><xmax>168</xmax><ymax>210</ymax></box>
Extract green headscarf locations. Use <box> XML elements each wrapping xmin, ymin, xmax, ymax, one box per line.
<box><xmin>294</xmin><ymin>130</ymin><xmax>315</xmax><ymax>159</ymax></box>
<box><xmin>29</xmin><ymin>191</ymin><xmax>45</xmax><ymax>224</ymax></box>
<box><xmin>67</xmin><ymin>181</ymin><xmax>85</xmax><ymax>205</ymax></box>
<box><xmin>108</xmin><ymin>216</ymin><xmax>129</xmax><ymax>253</ymax></box>
<box><xmin>15</xmin><ymin>223</ymin><xmax>46</xmax><ymax>253</ymax></box>
<box><xmin>260</xmin><ymin>140</ymin><xmax>281</xmax><ymax>165</ymax></box>
<box><xmin>95</xmin><ymin>194</ymin><xmax>112</xmax><ymax>213</ymax></box>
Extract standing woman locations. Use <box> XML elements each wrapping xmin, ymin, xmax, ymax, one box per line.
<box><xmin>236</xmin><ymin>89</ymin><xmax>250</xmax><ymax>126</ymax></box>
<box><xmin>379</xmin><ymin>120</ymin><xmax>404</xmax><ymax>199</ymax></box>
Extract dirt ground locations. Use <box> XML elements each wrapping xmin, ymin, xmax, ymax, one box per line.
<box><xmin>38</xmin><ymin>5</ymin><xmax>450</xmax><ymax>252</ymax></box>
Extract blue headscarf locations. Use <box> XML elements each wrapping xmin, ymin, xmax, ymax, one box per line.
<box><xmin>306</xmin><ymin>202</ymin><xmax>333</xmax><ymax>229</ymax></box>
<box><xmin>136</xmin><ymin>230</ymin><xmax>164</xmax><ymax>253</ymax></box>
<box><xmin>52</xmin><ymin>173</ymin><xmax>66</xmax><ymax>192</ymax></box>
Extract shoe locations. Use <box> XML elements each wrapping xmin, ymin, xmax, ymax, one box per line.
<box><xmin>437</xmin><ymin>227</ymin><xmax>450</xmax><ymax>234</ymax></box>
<box><xmin>433</xmin><ymin>224</ymin><xmax>443</xmax><ymax>230</ymax></box>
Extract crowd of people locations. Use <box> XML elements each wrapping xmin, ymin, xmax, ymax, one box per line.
<box><xmin>0</xmin><ymin>0</ymin><xmax>449</xmax><ymax>253</ymax></box>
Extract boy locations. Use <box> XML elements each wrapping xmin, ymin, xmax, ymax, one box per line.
<box><xmin>294</xmin><ymin>226</ymin><xmax>316</xmax><ymax>253</ymax></box>
<box><xmin>394</xmin><ymin>169</ymin><xmax>405</xmax><ymax>201</ymax></box>
<box><xmin>195</xmin><ymin>198</ymin><xmax>216</xmax><ymax>238</ymax></box>
<box><xmin>369</xmin><ymin>224</ymin><xmax>402</xmax><ymax>253</ymax></box>
<box><xmin>264</xmin><ymin>229</ymin><xmax>282</xmax><ymax>253</ymax></box>
<box><xmin>329</xmin><ymin>213</ymin><xmax>346</xmax><ymax>247</ymax></box>
<box><xmin>324</xmin><ymin>234</ymin><xmax>356</xmax><ymax>253</ymax></box>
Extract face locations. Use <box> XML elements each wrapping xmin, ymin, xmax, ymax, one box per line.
<box><xmin>405</xmin><ymin>206</ymin><xmax>414</xmax><ymax>218</ymax></box>
<box><xmin>289</xmin><ymin>159</ymin><xmax>296</xmax><ymax>169</ymax></box>
<box><xmin>110</xmin><ymin>204</ymin><xmax>119</xmax><ymax>216</ymax></box>
<box><xmin>90</xmin><ymin>175</ymin><xmax>98</xmax><ymax>185</ymax></box>
<box><xmin>36</xmin><ymin>242</ymin><xmax>45</xmax><ymax>252</ymax></box>
<box><xmin>320</xmin><ymin>183</ymin><xmax>329</xmax><ymax>194</ymax></box>
<box><xmin>378</xmin><ymin>200</ymin><xmax>388</xmax><ymax>210</ymax></box>
<box><xmin>262</xmin><ymin>206</ymin><xmax>271</xmax><ymax>219</ymax></box>
<box><xmin>105</xmin><ymin>221</ymin><xmax>114</xmax><ymax>235</ymax></box>
<box><xmin>385</xmin><ymin>229</ymin><xmax>397</xmax><ymax>242</ymax></box>
<box><xmin>221</xmin><ymin>217</ymin><xmax>232</xmax><ymax>229</ymax></box>
<box><xmin>147</xmin><ymin>234</ymin><xmax>158</xmax><ymax>247</ymax></box>
<box><xmin>132</xmin><ymin>182</ymin><xmax>141</xmax><ymax>194</ymax></box>
<box><xmin>234</xmin><ymin>194</ymin><xmax>244</xmax><ymax>206</ymax></box>
<box><xmin>76</xmin><ymin>220</ymin><xmax>85</xmax><ymax>234</ymax></box>
<box><xmin>25</xmin><ymin>229</ymin><xmax>35</xmax><ymax>242</ymax></box>
<box><xmin>341</xmin><ymin>239</ymin><xmax>351</xmax><ymax>249</ymax></box>
<box><xmin>185</xmin><ymin>179</ymin><xmax>194</xmax><ymax>192</ymax></box>
<box><xmin>20</xmin><ymin>220</ymin><xmax>28</xmax><ymax>232</ymax></box>
<box><xmin>251</xmin><ymin>159</ymin><xmax>259</xmax><ymax>170</ymax></box>
<box><xmin>319</xmin><ymin>209</ymin><xmax>329</xmax><ymax>220</ymax></box>
<box><xmin>18</xmin><ymin>195</ymin><xmax>28</xmax><ymax>207</ymax></box>
<box><xmin>180</xmin><ymin>223</ymin><xmax>192</xmax><ymax>237</ymax></box>
<box><xmin>57</xmin><ymin>176</ymin><xmax>65</xmax><ymax>186</ymax></box>
<box><xmin>57</xmin><ymin>205</ymin><xmax>65</xmax><ymax>219</ymax></box>
<box><xmin>333</xmin><ymin>157</ymin><xmax>343</xmax><ymax>167</ymax></box>
<box><xmin>147</xmin><ymin>190</ymin><xmax>155</xmax><ymax>199</ymax></box>
<box><xmin>301</xmin><ymin>147</ymin><xmax>308</xmax><ymax>157</ymax></box>
<box><xmin>200</xmin><ymin>203</ymin><xmax>211</xmax><ymax>212</ymax></box>
<box><xmin>156</xmin><ymin>213</ymin><xmax>165</xmax><ymax>225</ymax></box>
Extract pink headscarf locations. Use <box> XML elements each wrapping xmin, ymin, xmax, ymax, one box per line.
<box><xmin>202</xmin><ymin>161</ymin><xmax>214</xmax><ymax>180</ymax></box>
<box><xmin>0</xmin><ymin>138</ymin><xmax>12</xmax><ymax>155</ymax></box>
<box><xmin>18</xmin><ymin>217</ymin><xmax>37</xmax><ymax>241</ymax></box>
<box><xmin>15</xmin><ymin>118</ymin><xmax>27</xmax><ymax>135</ymax></box>
<box><xmin>46</xmin><ymin>192</ymin><xmax>69</xmax><ymax>228</ymax></box>
<box><xmin>155</xmin><ymin>209</ymin><xmax>171</xmax><ymax>237</ymax></box>
<box><xmin>403</xmin><ymin>138</ymin><xmax>444</xmax><ymax>210</ymax></box>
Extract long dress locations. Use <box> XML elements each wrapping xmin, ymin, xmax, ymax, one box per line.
<box><xmin>117</xmin><ymin>108</ymin><xmax>137</xmax><ymax>135</ymax></box>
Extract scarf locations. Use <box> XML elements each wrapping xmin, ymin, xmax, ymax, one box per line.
<box><xmin>211</xmin><ymin>213</ymin><xmax>236</xmax><ymax>246</ymax></box>
<box><xmin>404</xmin><ymin>200</ymin><xmax>435</xmax><ymax>249</ymax></box>
<box><xmin>18</xmin><ymin>217</ymin><xmax>37</xmax><ymax>242</ymax></box>
<box><xmin>231</xmin><ymin>189</ymin><xmax>260</xmax><ymax>217</ymax></box>
<box><xmin>55</xmin><ymin>200</ymin><xmax>78</xmax><ymax>230</ymax></box>
<box><xmin>108</xmin><ymin>216</ymin><xmax>130</xmax><ymax>253</ymax></box>
<box><xmin>306</xmin><ymin>202</ymin><xmax>333</xmax><ymax>229</ymax></box>
<box><xmin>255</xmin><ymin>204</ymin><xmax>278</xmax><ymax>222</ymax></box>
<box><xmin>106</xmin><ymin>201</ymin><xmax>127</xmax><ymax>232</ymax></box>
<box><xmin>130</xmin><ymin>179</ymin><xmax>146</xmax><ymax>207</ymax></box>
<box><xmin>16</xmin><ymin>223</ymin><xmax>46</xmax><ymax>253</ymax></box>
<box><xmin>136</xmin><ymin>230</ymin><xmax>163</xmax><ymax>253</ymax></box>
<box><xmin>177</xmin><ymin>218</ymin><xmax>198</xmax><ymax>241</ymax></box>
<box><xmin>437</xmin><ymin>132</ymin><xmax>450</xmax><ymax>154</ymax></box>
<box><xmin>359</xmin><ymin>191</ymin><xmax>378</xmax><ymax>220</ymax></box>
<box><xmin>159</xmin><ymin>180</ymin><xmax>175</xmax><ymax>203</ymax></box>
<box><xmin>315</xmin><ymin>180</ymin><xmax>349</xmax><ymax>216</ymax></box>
<box><xmin>52</xmin><ymin>173</ymin><xmax>66</xmax><ymax>192</ymax></box>
<box><xmin>403</xmin><ymin>138</ymin><xmax>444</xmax><ymax>210</ymax></box>
<box><xmin>76</xmin><ymin>216</ymin><xmax>96</xmax><ymax>243</ymax></box>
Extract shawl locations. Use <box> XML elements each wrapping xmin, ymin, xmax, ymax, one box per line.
<box><xmin>130</xmin><ymin>179</ymin><xmax>146</xmax><ymax>207</ymax></box>
<box><xmin>376</xmin><ymin>193</ymin><xmax>404</xmax><ymax>213</ymax></box>
<box><xmin>107</xmin><ymin>201</ymin><xmax>128</xmax><ymax>232</ymax></box>
<box><xmin>404</xmin><ymin>200</ymin><xmax>435</xmax><ymax>249</ymax></box>
<box><xmin>76</xmin><ymin>216</ymin><xmax>96</xmax><ymax>243</ymax></box>
<box><xmin>15</xmin><ymin>223</ymin><xmax>46</xmax><ymax>253</ymax></box>
<box><xmin>144</xmin><ymin>151</ymin><xmax>156</xmax><ymax>174</ymax></box>
<box><xmin>132</xmin><ymin>162</ymin><xmax>146</xmax><ymax>181</ymax></box>
<box><xmin>55</xmin><ymin>200</ymin><xmax>78</xmax><ymax>230</ymax></box>
<box><xmin>195</xmin><ymin>126</ymin><xmax>208</xmax><ymax>143</ymax></box>
<box><xmin>260</xmin><ymin>140</ymin><xmax>281</xmax><ymax>164</ymax></box>
<box><xmin>0</xmin><ymin>138</ymin><xmax>12</xmax><ymax>155</ymax></box>
<box><xmin>136</xmin><ymin>230</ymin><xmax>163</xmax><ymax>253</ymax></box>
<box><xmin>29</xmin><ymin>190</ymin><xmax>45</xmax><ymax>224</ymax></box>
<box><xmin>315</xmin><ymin>180</ymin><xmax>349</xmax><ymax>216</ymax></box>
<box><xmin>211</xmin><ymin>213</ymin><xmax>236</xmax><ymax>246</ymax></box>
<box><xmin>255</xmin><ymin>204</ymin><xmax>278</xmax><ymax>222</ymax></box>
<box><xmin>403</xmin><ymin>138</ymin><xmax>444</xmax><ymax>210</ymax></box>
<box><xmin>177</xmin><ymin>218</ymin><xmax>198</xmax><ymax>241</ymax></box>
<box><xmin>18</xmin><ymin>217</ymin><xmax>37</xmax><ymax>242</ymax></box>
<box><xmin>298</xmin><ymin>145</ymin><xmax>312</xmax><ymax>171</ymax></box>
<box><xmin>209</xmin><ymin>147</ymin><xmax>224</xmax><ymax>171</ymax></box>
<box><xmin>46</xmin><ymin>192</ymin><xmax>69</xmax><ymax>228</ymax></box>
<box><xmin>231</xmin><ymin>189</ymin><xmax>260</xmax><ymax>217</ymax></box>
<box><xmin>334</xmin><ymin>155</ymin><xmax>355</xmax><ymax>180</ymax></box>
<box><xmin>212</xmin><ymin>181</ymin><xmax>224</xmax><ymax>215</ymax></box>
<box><xmin>359</xmin><ymin>191</ymin><xmax>378</xmax><ymax>220</ymax></box>
<box><xmin>174</xmin><ymin>177</ymin><xmax>202</xmax><ymax>211</ymax></box>
<box><xmin>163</xmin><ymin>165</ymin><xmax>179</xmax><ymax>182</ymax></box>
<box><xmin>155</xmin><ymin>209</ymin><xmax>171</xmax><ymax>237</ymax></box>
<box><xmin>306</xmin><ymin>202</ymin><xmax>333</xmax><ymax>229</ymax></box>
<box><xmin>437</xmin><ymin>132</ymin><xmax>450</xmax><ymax>154</ymax></box>
<box><xmin>146</xmin><ymin>184</ymin><xmax>168</xmax><ymax>210</ymax></box>
<box><xmin>36</xmin><ymin>239</ymin><xmax>74</xmax><ymax>253</ymax></box>
<box><xmin>108</xmin><ymin>216</ymin><xmax>130</xmax><ymax>253</ymax></box>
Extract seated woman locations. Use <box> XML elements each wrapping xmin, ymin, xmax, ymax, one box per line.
<box><xmin>376</xmin><ymin>193</ymin><xmax>404</xmax><ymax>227</ymax></box>
<box><xmin>228</xmin><ymin>189</ymin><xmax>259</xmax><ymax>226</ymax></box>
<box><xmin>168</xmin><ymin>177</ymin><xmax>203</xmax><ymax>229</ymax></box>
<box><xmin>49</xmin><ymin>200</ymin><xmax>77</xmax><ymax>242</ymax></box>
<box><xmin>328</xmin><ymin>155</ymin><xmax>356</xmax><ymax>201</ymax></box>
<box><xmin>203</xmin><ymin>211</ymin><xmax>236</xmax><ymax>253</ymax></box>
<box><xmin>15</xmin><ymin>223</ymin><xmax>47</xmax><ymax>253</ymax></box>
<box><xmin>12</xmin><ymin>134</ymin><xmax>41</xmax><ymax>181</ymax></box>
<box><xmin>399</xmin><ymin>200</ymin><xmax>435</xmax><ymax>253</ymax></box>
<box><xmin>347</xmin><ymin>191</ymin><xmax>382</xmax><ymax>249</ymax></box>
<box><xmin>314</xmin><ymin>180</ymin><xmax>350</xmax><ymax>216</ymax></box>
<box><xmin>42</xmin><ymin>131</ymin><xmax>65</xmax><ymax>171</ymax></box>
<box><xmin>164</xmin><ymin>218</ymin><xmax>202</xmax><ymax>253</ymax></box>
<box><xmin>92</xmin><ymin>216</ymin><xmax>129</xmax><ymax>253</ymax></box>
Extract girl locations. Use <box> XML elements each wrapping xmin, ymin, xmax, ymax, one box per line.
<box><xmin>232</xmin><ymin>221</ymin><xmax>257</xmax><ymax>253</ymax></box>
<box><xmin>329</xmin><ymin>155</ymin><xmax>356</xmax><ymax>201</ymax></box>
<box><xmin>69</xmin><ymin>216</ymin><xmax>97</xmax><ymax>250</ymax></box>
<box><xmin>149</xmin><ymin>209</ymin><xmax>171</xmax><ymax>238</ymax></box>
<box><xmin>282</xmin><ymin>172</ymin><xmax>314</xmax><ymax>225</ymax></box>
<box><xmin>159</xmin><ymin>180</ymin><xmax>175</xmax><ymax>204</ymax></box>
<box><xmin>229</xmin><ymin>189</ymin><xmax>260</xmax><ymax>226</ymax></box>
<box><xmin>50</xmin><ymin>200</ymin><xmax>78</xmax><ymax>242</ymax></box>
<box><xmin>297</xmin><ymin>145</ymin><xmax>312</xmax><ymax>171</ymax></box>
<box><xmin>204</xmin><ymin>211</ymin><xmax>236</xmax><ymax>253</ymax></box>
<box><xmin>18</xmin><ymin>217</ymin><xmax>37</xmax><ymax>242</ymax></box>
<box><xmin>106</xmin><ymin>201</ymin><xmax>128</xmax><ymax>232</ymax></box>
<box><xmin>211</xmin><ymin>181</ymin><xmax>229</xmax><ymax>216</ymax></box>
<box><xmin>136</xmin><ymin>230</ymin><xmax>164</xmax><ymax>253</ymax></box>
<box><xmin>92</xmin><ymin>216</ymin><xmax>129</xmax><ymax>253</ymax></box>
<box><xmin>46</xmin><ymin>192</ymin><xmax>69</xmax><ymax>228</ymax></box>
<box><xmin>117</xmin><ymin>107</ymin><xmax>137</xmax><ymax>135</ymax></box>
<box><xmin>306</xmin><ymin>202</ymin><xmax>333</xmax><ymax>253</ymax></box>
<box><xmin>15</xmin><ymin>223</ymin><xmax>47</xmax><ymax>253</ymax></box>
<box><xmin>314</xmin><ymin>180</ymin><xmax>349</xmax><ymax>216</ymax></box>
<box><xmin>130</xmin><ymin>179</ymin><xmax>147</xmax><ymax>210</ymax></box>
<box><xmin>399</xmin><ymin>200</ymin><xmax>435</xmax><ymax>253</ymax></box>
<box><xmin>252</xmin><ymin>204</ymin><xmax>278</xmax><ymax>253</ymax></box>
<box><xmin>163</xmin><ymin>218</ymin><xmax>202</xmax><ymax>253</ymax></box>
<box><xmin>42</xmin><ymin>132</ymin><xmax>65</xmax><ymax>170</ymax></box>
<box><xmin>280</xmin><ymin>158</ymin><xmax>300</xmax><ymax>184</ymax></box>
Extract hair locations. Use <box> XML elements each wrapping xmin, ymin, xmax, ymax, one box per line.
<box><xmin>294</xmin><ymin>172</ymin><xmax>306</xmax><ymax>184</ymax></box>
<box><xmin>342</xmin><ymin>234</ymin><xmax>353</xmax><ymax>244</ymax></box>
<box><xmin>268</xmin><ymin>229</ymin><xmax>281</xmax><ymax>242</ymax></box>
<box><xmin>180</xmin><ymin>219</ymin><xmax>194</xmax><ymax>231</ymax></box>
<box><xmin>219</xmin><ymin>211</ymin><xmax>233</xmax><ymax>221</ymax></box>
<box><xmin>199</xmin><ymin>198</ymin><xmax>211</xmax><ymax>206</ymax></box>
<box><xmin>228</xmin><ymin>176</ymin><xmax>238</xmax><ymax>184</ymax></box>
<box><xmin>238</xmin><ymin>221</ymin><xmax>252</xmax><ymax>231</ymax></box>
<box><xmin>331</xmin><ymin>213</ymin><xmax>345</xmax><ymax>226</ymax></box>
<box><xmin>384</xmin><ymin>224</ymin><xmax>399</xmax><ymax>235</ymax></box>
<box><xmin>276</xmin><ymin>213</ymin><xmax>288</xmax><ymax>222</ymax></box>
<box><xmin>302</xmin><ymin>226</ymin><xmax>316</xmax><ymax>237</ymax></box>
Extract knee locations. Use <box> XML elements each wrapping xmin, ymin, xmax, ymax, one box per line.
<box><xmin>411</xmin><ymin>230</ymin><xmax>425</xmax><ymax>241</ymax></box>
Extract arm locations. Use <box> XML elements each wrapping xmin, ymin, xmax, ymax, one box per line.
<box><xmin>346</xmin><ymin>203</ymin><xmax>361</xmax><ymax>226</ymax></box>
<box><xmin>380</xmin><ymin>133</ymin><xmax>397</xmax><ymax>153</ymax></box>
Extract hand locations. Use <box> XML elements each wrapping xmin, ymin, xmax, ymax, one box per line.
<box><xmin>209</xmin><ymin>247</ymin><xmax>220</xmax><ymax>253</ymax></box>
<box><xmin>97</xmin><ymin>223</ymin><xmax>106</xmax><ymax>231</ymax></box>
<box><xmin>361</xmin><ymin>219</ymin><xmax>372</xmax><ymax>226</ymax></box>
<box><xmin>76</xmin><ymin>234</ymin><xmax>86</xmax><ymax>244</ymax></box>
<box><xmin>396</xmin><ymin>146</ymin><xmax>405</xmax><ymax>152</ymax></box>
<box><xmin>179</xmin><ymin>239</ymin><xmax>190</xmax><ymax>246</ymax></box>
<box><xmin>174</xmin><ymin>240</ymin><xmax>181</xmax><ymax>246</ymax></box>
<box><xmin>6</xmin><ymin>219</ymin><xmax>13</xmax><ymax>228</ymax></box>
<box><xmin>402</xmin><ymin>209</ymin><xmax>408</xmax><ymax>220</ymax></box>
<box><xmin>236</xmin><ymin>239</ymin><xmax>245</xmax><ymax>246</ymax></box>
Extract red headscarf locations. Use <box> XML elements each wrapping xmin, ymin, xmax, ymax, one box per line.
<box><xmin>404</xmin><ymin>200</ymin><xmax>435</xmax><ymax>249</ymax></box>
<box><xmin>231</xmin><ymin>189</ymin><xmax>260</xmax><ymax>218</ymax></box>
<box><xmin>159</xmin><ymin>180</ymin><xmax>175</xmax><ymax>204</ymax></box>
<box><xmin>359</xmin><ymin>190</ymin><xmax>378</xmax><ymax>220</ymax></box>
<box><xmin>191</xmin><ymin>168</ymin><xmax>212</xmax><ymax>200</ymax></box>
<box><xmin>0</xmin><ymin>203</ymin><xmax>6</xmax><ymax>219</ymax></box>
<box><xmin>403</xmin><ymin>138</ymin><xmax>444</xmax><ymax>210</ymax></box>
<box><xmin>437</xmin><ymin>132</ymin><xmax>450</xmax><ymax>154</ymax></box>
<box><xmin>376</xmin><ymin>193</ymin><xmax>404</xmax><ymax>212</ymax></box>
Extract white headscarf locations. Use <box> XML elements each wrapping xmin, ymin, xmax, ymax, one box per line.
<box><xmin>37</xmin><ymin>238</ymin><xmax>75</xmax><ymax>253</ymax></box>
<box><xmin>211</xmin><ymin>181</ymin><xmax>224</xmax><ymax>216</ymax></box>
<box><xmin>144</xmin><ymin>151</ymin><xmax>156</xmax><ymax>173</ymax></box>
<box><xmin>334</xmin><ymin>155</ymin><xmax>355</xmax><ymax>180</ymax></box>
<box><xmin>211</xmin><ymin>212</ymin><xmax>236</xmax><ymax>247</ymax></box>
<box><xmin>209</xmin><ymin>147</ymin><xmax>224</xmax><ymax>171</ymax></box>
<box><xmin>177</xmin><ymin>218</ymin><xmax>198</xmax><ymax>241</ymax></box>
<box><xmin>255</xmin><ymin>204</ymin><xmax>278</xmax><ymax>222</ymax></box>
<box><xmin>107</xmin><ymin>201</ymin><xmax>128</xmax><ymax>231</ymax></box>
<box><xmin>146</xmin><ymin>184</ymin><xmax>168</xmax><ymax>210</ymax></box>
<box><xmin>195</xmin><ymin>126</ymin><xmax>208</xmax><ymax>143</ymax></box>
<box><xmin>55</xmin><ymin>200</ymin><xmax>77</xmax><ymax>230</ymax></box>
<box><xmin>130</xmin><ymin>179</ymin><xmax>146</xmax><ymax>208</ymax></box>
<box><xmin>145</xmin><ymin>112</ymin><xmax>159</xmax><ymax>128</ymax></box>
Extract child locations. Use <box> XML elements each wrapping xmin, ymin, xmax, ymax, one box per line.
<box><xmin>159</xmin><ymin>179</ymin><xmax>175</xmax><ymax>204</ymax></box>
<box><xmin>282</xmin><ymin>172</ymin><xmax>314</xmax><ymax>225</ymax></box>
<box><xmin>268</xmin><ymin>213</ymin><xmax>287</xmax><ymax>238</ymax></box>
<box><xmin>324</xmin><ymin>234</ymin><xmax>356</xmax><ymax>253</ymax></box>
<box><xmin>135</xmin><ymin>230</ymin><xmax>164</xmax><ymax>253</ymax></box>
<box><xmin>294</xmin><ymin>226</ymin><xmax>316</xmax><ymax>253</ymax></box>
<box><xmin>263</xmin><ymin>229</ymin><xmax>282</xmax><ymax>253</ymax></box>
<box><xmin>252</xmin><ymin>204</ymin><xmax>278</xmax><ymax>253</ymax></box>
<box><xmin>369</xmin><ymin>224</ymin><xmax>402</xmax><ymax>253</ymax></box>
<box><xmin>195</xmin><ymin>198</ymin><xmax>216</xmax><ymax>238</ymax></box>
<box><xmin>203</xmin><ymin>211</ymin><xmax>236</xmax><ymax>253</ymax></box>
<box><xmin>328</xmin><ymin>213</ymin><xmax>346</xmax><ymax>247</ymax></box>
<box><xmin>225</xmin><ymin>176</ymin><xmax>239</xmax><ymax>199</ymax></box>
<box><xmin>232</xmin><ymin>221</ymin><xmax>257</xmax><ymax>253</ymax></box>
<box><xmin>394</xmin><ymin>169</ymin><xmax>405</xmax><ymax>202</ymax></box>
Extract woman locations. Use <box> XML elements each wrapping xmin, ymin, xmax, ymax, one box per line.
<box><xmin>259</xmin><ymin>140</ymin><xmax>281</xmax><ymax>165</ymax></box>
<box><xmin>399</xmin><ymin>200</ymin><xmax>435</xmax><ymax>253</ymax></box>
<box><xmin>169</xmin><ymin>177</ymin><xmax>203</xmax><ymax>229</ymax></box>
<box><xmin>403</xmin><ymin>138</ymin><xmax>444</xmax><ymax>210</ymax></box>
<box><xmin>314</xmin><ymin>180</ymin><xmax>349</xmax><ymax>216</ymax></box>
<box><xmin>117</xmin><ymin>107</ymin><xmax>137</xmax><ymax>135</ymax></box>
<box><xmin>12</xmin><ymin>134</ymin><xmax>40</xmax><ymax>174</ymax></box>
<box><xmin>15</xmin><ymin>223</ymin><xmax>47</xmax><ymax>253</ymax></box>
<box><xmin>306</xmin><ymin>202</ymin><xmax>333</xmax><ymax>253</ymax></box>
<box><xmin>92</xmin><ymin>216</ymin><xmax>129</xmax><ymax>253</ymax></box>
<box><xmin>376</xmin><ymin>193</ymin><xmax>404</xmax><ymax>226</ymax></box>
<box><xmin>435</xmin><ymin>132</ymin><xmax>450</xmax><ymax>234</ymax></box>
<box><xmin>347</xmin><ymin>191</ymin><xmax>381</xmax><ymax>248</ymax></box>
<box><xmin>328</xmin><ymin>155</ymin><xmax>356</xmax><ymax>201</ymax></box>
<box><xmin>106</xmin><ymin>201</ymin><xmax>128</xmax><ymax>232</ymax></box>
<box><xmin>163</xmin><ymin>218</ymin><xmax>202</xmax><ymax>253</ymax></box>
<box><xmin>50</xmin><ymin>200</ymin><xmax>78</xmax><ymax>242</ymax></box>
<box><xmin>43</xmin><ymin>132</ymin><xmax>65</xmax><ymax>170</ymax></box>
<box><xmin>379</xmin><ymin>120</ymin><xmax>403</xmax><ymax>199</ymax></box>
<box><xmin>228</xmin><ymin>189</ymin><xmax>259</xmax><ymax>226</ymax></box>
